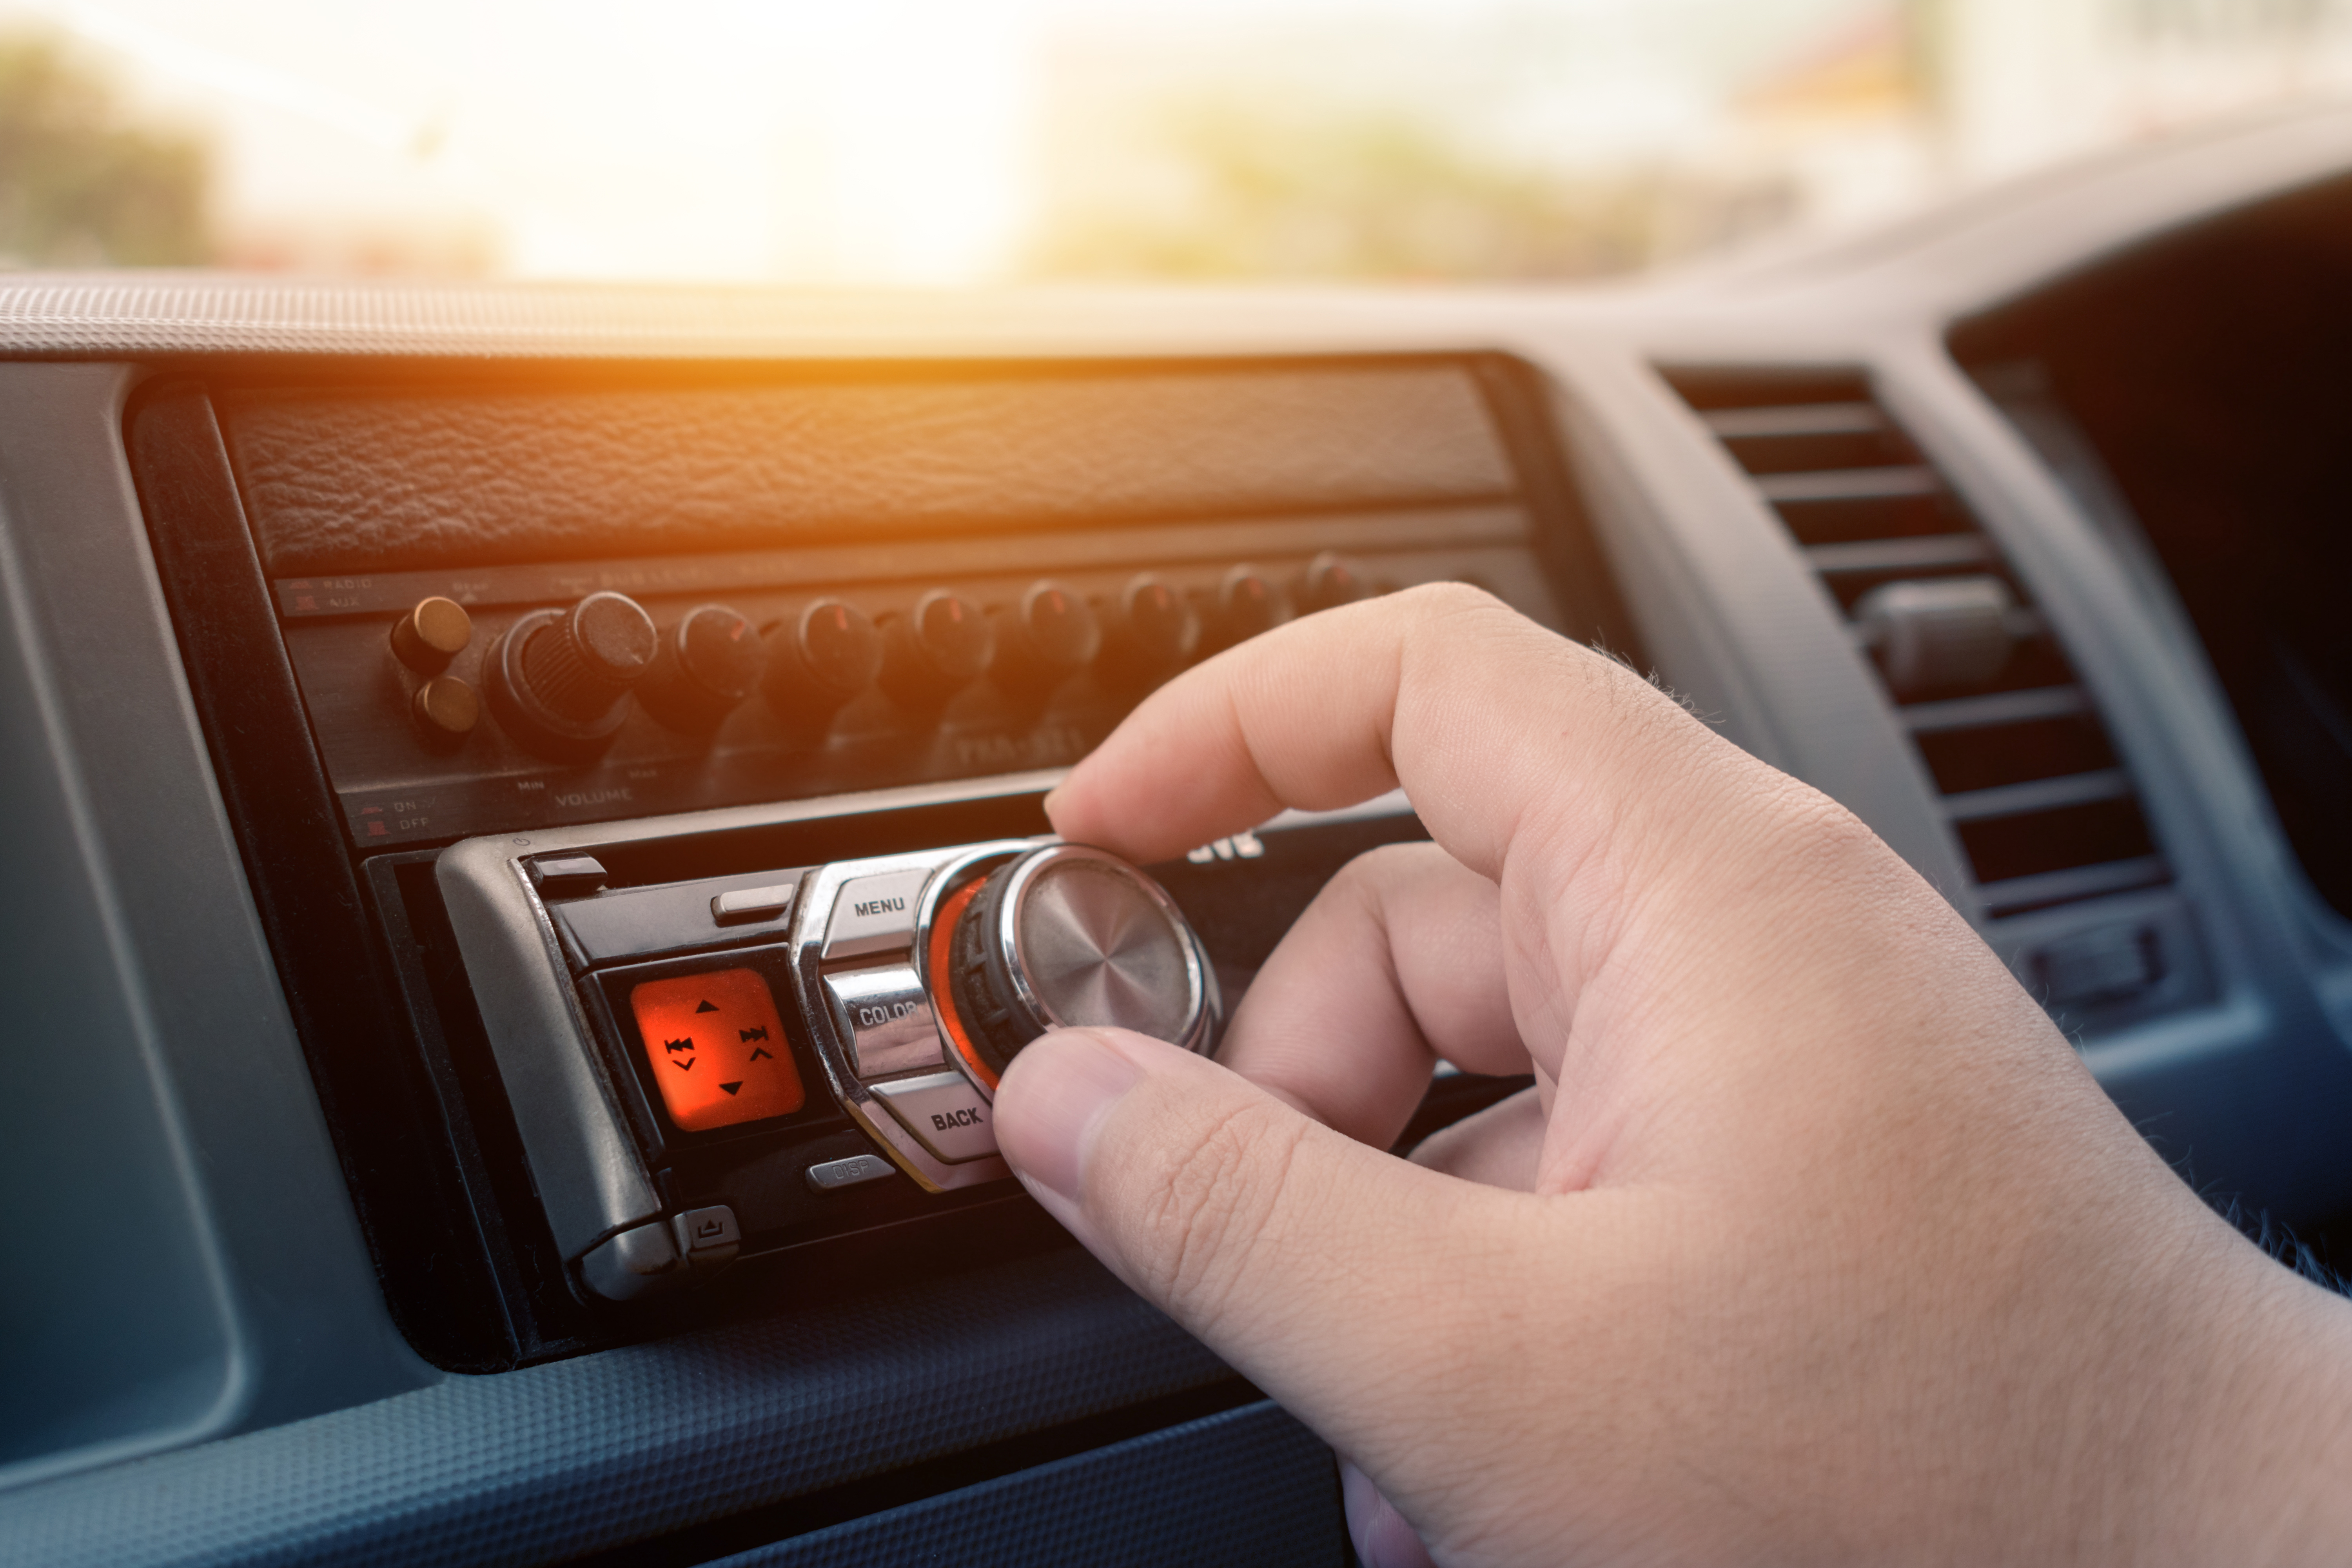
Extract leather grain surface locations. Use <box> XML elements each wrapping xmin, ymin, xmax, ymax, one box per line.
<box><xmin>222</xmin><ymin>366</ymin><xmax>1514</xmax><ymax>576</ymax></box>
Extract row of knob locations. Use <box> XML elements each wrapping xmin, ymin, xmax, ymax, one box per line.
<box><xmin>393</xmin><ymin>556</ymin><xmax>1377</xmax><ymax>758</ymax></box>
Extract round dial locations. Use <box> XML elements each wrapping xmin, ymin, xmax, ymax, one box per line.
<box><xmin>640</xmin><ymin>604</ymin><xmax>762</xmax><ymax>730</ymax></box>
<box><xmin>993</xmin><ymin>579</ymin><xmax>1102</xmax><ymax>692</ymax></box>
<box><xmin>1296</xmin><ymin>551</ymin><xmax>1373</xmax><ymax>615</ymax></box>
<box><xmin>521</xmin><ymin>591</ymin><xmax>658</xmax><ymax>721</ymax></box>
<box><xmin>940</xmin><ymin>845</ymin><xmax>1217</xmax><ymax>1089</ymax></box>
<box><xmin>879</xmin><ymin>589</ymin><xmax>994</xmax><ymax>708</ymax></box>
<box><xmin>1101</xmin><ymin>572</ymin><xmax>1199</xmax><ymax>682</ymax></box>
<box><xmin>1212</xmin><ymin>563</ymin><xmax>1283</xmax><ymax>646</ymax></box>
<box><xmin>486</xmin><ymin>591</ymin><xmax>659</xmax><ymax>759</ymax></box>
<box><xmin>390</xmin><ymin>595</ymin><xmax>472</xmax><ymax>672</ymax></box>
<box><xmin>766</xmin><ymin>597</ymin><xmax>885</xmax><ymax>724</ymax></box>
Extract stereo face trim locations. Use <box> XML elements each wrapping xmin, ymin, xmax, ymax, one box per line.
<box><xmin>435</xmin><ymin>769</ymin><xmax>1231</xmax><ymax>1304</ymax></box>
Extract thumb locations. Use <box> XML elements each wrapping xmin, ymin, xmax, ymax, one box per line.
<box><xmin>993</xmin><ymin>1026</ymin><xmax>1543</xmax><ymax>1465</ymax></box>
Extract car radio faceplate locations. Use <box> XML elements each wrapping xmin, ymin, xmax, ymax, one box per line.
<box><xmin>438</xmin><ymin>774</ymin><xmax>1247</xmax><ymax>1303</ymax></box>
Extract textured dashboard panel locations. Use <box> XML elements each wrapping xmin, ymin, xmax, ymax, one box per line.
<box><xmin>223</xmin><ymin>367</ymin><xmax>1514</xmax><ymax>576</ymax></box>
<box><xmin>0</xmin><ymin>1249</ymin><xmax>1232</xmax><ymax>1568</ymax></box>
<box><xmin>722</xmin><ymin>1400</ymin><xmax>1340</xmax><ymax>1567</ymax></box>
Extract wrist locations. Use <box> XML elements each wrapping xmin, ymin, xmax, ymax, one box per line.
<box><xmin>2124</xmin><ymin>1230</ymin><xmax>2352</xmax><ymax>1564</ymax></box>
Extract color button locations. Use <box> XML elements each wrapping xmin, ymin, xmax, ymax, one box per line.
<box><xmin>630</xmin><ymin>967</ymin><xmax>804</xmax><ymax>1132</ymax></box>
<box><xmin>823</xmin><ymin>963</ymin><xmax>944</xmax><ymax>1079</ymax></box>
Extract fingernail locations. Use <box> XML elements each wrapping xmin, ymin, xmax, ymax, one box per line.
<box><xmin>1040</xmin><ymin>786</ymin><xmax>1066</xmax><ymax>824</ymax></box>
<box><xmin>997</xmin><ymin>1029</ymin><xmax>1143</xmax><ymax>1205</ymax></box>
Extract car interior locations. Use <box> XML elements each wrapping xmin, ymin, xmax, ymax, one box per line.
<box><xmin>6</xmin><ymin>38</ymin><xmax>2352</xmax><ymax>1566</ymax></box>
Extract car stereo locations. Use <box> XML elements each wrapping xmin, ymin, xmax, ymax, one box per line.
<box><xmin>441</xmin><ymin>810</ymin><xmax>1230</xmax><ymax>1300</ymax></box>
<box><xmin>125</xmin><ymin>354</ymin><xmax>1626</xmax><ymax>1363</ymax></box>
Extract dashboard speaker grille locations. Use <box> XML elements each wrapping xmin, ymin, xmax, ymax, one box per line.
<box><xmin>1659</xmin><ymin>366</ymin><xmax>2168</xmax><ymax>918</ymax></box>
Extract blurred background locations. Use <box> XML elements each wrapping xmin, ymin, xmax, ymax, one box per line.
<box><xmin>0</xmin><ymin>0</ymin><xmax>2347</xmax><ymax>285</ymax></box>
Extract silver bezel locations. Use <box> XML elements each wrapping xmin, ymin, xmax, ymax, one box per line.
<box><xmin>789</xmin><ymin>840</ymin><xmax>1040</xmax><ymax>1191</ymax></box>
<box><xmin>990</xmin><ymin>844</ymin><xmax>1218</xmax><ymax>1060</ymax></box>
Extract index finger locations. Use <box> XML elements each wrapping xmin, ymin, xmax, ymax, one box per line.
<box><xmin>1045</xmin><ymin>583</ymin><xmax>1711</xmax><ymax>891</ymax></box>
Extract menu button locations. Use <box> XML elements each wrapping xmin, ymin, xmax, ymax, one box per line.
<box><xmin>823</xmin><ymin>869</ymin><xmax>930</xmax><ymax>960</ymax></box>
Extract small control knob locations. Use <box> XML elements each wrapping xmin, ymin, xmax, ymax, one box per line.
<box><xmin>410</xmin><ymin>675</ymin><xmax>479</xmax><ymax>746</ymax></box>
<box><xmin>990</xmin><ymin>580</ymin><xmax>1101</xmax><ymax>696</ymax></box>
<box><xmin>1099</xmin><ymin>573</ymin><xmax>1199</xmax><ymax>685</ymax></box>
<box><xmin>764</xmin><ymin>597</ymin><xmax>885</xmax><ymax>728</ymax></box>
<box><xmin>1208</xmin><ymin>564</ymin><xmax>1283</xmax><ymax>649</ymax></box>
<box><xmin>878</xmin><ymin>590</ymin><xmax>994</xmax><ymax>710</ymax></box>
<box><xmin>639</xmin><ymin>604</ymin><xmax>763</xmax><ymax>731</ymax></box>
<box><xmin>1295</xmin><ymin>551</ymin><xmax>1373</xmax><ymax>615</ymax></box>
<box><xmin>486</xmin><ymin>590</ymin><xmax>658</xmax><ymax>758</ymax></box>
<box><xmin>390</xmin><ymin>596</ymin><xmax>472</xmax><ymax>673</ymax></box>
<box><xmin>939</xmin><ymin>845</ymin><xmax>1217</xmax><ymax>1091</ymax></box>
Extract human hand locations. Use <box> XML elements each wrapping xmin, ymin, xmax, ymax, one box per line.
<box><xmin>992</xmin><ymin>586</ymin><xmax>2352</xmax><ymax>1566</ymax></box>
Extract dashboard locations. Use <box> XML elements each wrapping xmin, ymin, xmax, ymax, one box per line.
<box><xmin>7</xmin><ymin>104</ymin><xmax>2352</xmax><ymax>1566</ymax></box>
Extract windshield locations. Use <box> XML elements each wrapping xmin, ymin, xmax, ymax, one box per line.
<box><xmin>2</xmin><ymin>0</ymin><xmax>2345</xmax><ymax>285</ymax></box>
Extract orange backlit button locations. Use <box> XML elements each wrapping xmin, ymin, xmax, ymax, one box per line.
<box><xmin>630</xmin><ymin>967</ymin><xmax>805</xmax><ymax>1132</ymax></box>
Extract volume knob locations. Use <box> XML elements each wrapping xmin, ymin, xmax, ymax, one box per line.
<box><xmin>939</xmin><ymin>845</ymin><xmax>1217</xmax><ymax>1091</ymax></box>
<box><xmin>488</xmin><ymin>591</ymin><xmax>658</xmax><ymax>759</ymax></box>
<box><xmin>523</xmin><ymin>592</ymin><xmax>658</xmax><ymax>719</ymax></box>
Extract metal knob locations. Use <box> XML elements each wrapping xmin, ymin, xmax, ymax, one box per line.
<box><xmin>639</xmin><ymin>604</ymin><xmax>762</xmax><ymax>731</ymax></box>
<box><xmin>940</xmin><ymin>845</ymin><xmax>1216</xmax><ymax>1091</ymax></box>
<box><xmin>1208</xmin><ymin>563</ymin><xmax>1283</xmax><ymax>649</ymax></box>
<box><xmin>1099</xmin><ymin>572</ymin><xmax>1200</xmax><ymax>685</ymax></box>
<box><xmin>990</xmin><ymin>579</ymin><xmax>1101</xmax><ymax>696</ymax></box>
<box><xmin>1295</xmin><ymin>551</ymin><xmax>1373</xmax><ymax>615</ymax></box>
<box><xmin>486</xmin><ymin>590</ymin><xmax>658</xmax><ymax>758</ymax></box>
<box><xmin>389</xmin><ymin>596</ymin><xmax>472</xmax><ymax>673</ymax></box>
<box><xmin>764</xmin><ymin>597</ymin><xmax>885</xmax><ymax>727</ymax></box>
<box><xmin>521</xmin><ymin>592</ymin><xmax>658</xmax><ymax>721</ymax></box>
<box><xmin>878</xmin><ymin>589</ymin><xmax>994</xmax><ymax>709</ymax></box>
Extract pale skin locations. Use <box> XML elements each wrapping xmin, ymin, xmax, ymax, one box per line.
<box><xmin>989</xmin><ymin>584</ymin><xmax>2352</xmax><ymax>1567</ymax></box>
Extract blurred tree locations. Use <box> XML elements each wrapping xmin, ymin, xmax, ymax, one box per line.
<box><xmin>1029</xmin><ymin>99</ymin><xmax>1793</xmax><ymax>283</ymax></box>
<box><xmin>0</xmin><ymin>33</ymin><xmax>211</xmax><ymax>267</ymax></box>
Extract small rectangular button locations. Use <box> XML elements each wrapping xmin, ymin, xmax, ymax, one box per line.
<box><xmin>823</xmin><ymin>964</ymin><xmax>945</xmax><ymax>1078</ymax></box>
<box><xmin>671</xmin><ymin>1205</ymin><xmax>741</xmax><ymax>1269</ymax></box>
<box><xmin>823</xmin><ymin>869</ymin><xmax>929</xmax><ymax>960</ymax></box>
<box><xmin>805</xmin><ymin>1153</ymin><xmax>897</xmax><ymax>1193</ymax></box>
<box><xmin>869</xmin><ymin>1071</ymin><xmax>997</xmax><ymax>1163</ymax></box>
<box><xmin>531</xmin><ymin>854</ymin><xmax>607</xmax><ymax>897</ymax></box>
<box><xmin>712</xmin><ymin>881</ymin><xmax>797</xmax><ymax>926</ymax></box>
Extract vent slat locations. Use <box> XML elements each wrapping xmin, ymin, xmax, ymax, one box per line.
<box><xmin>1900</xmin><ymin>685</ymin><xmax>2089</xmax><ymax>733</ymax></box>
<box><xmin>1755</xmin><ymin>466</ymin><xmax>1940</xmax><ymax>504</ymax></box>
<box><xmin>1976</xmin><ymin>857</ymin><xmax>2170</xmax><ymax>916</ymax></box>
<box><xmin>1662</xmin><ymin>363</ymin><xmax>2172</xmax><ymax>924</ymax></box>
<box><xmin>1803</xmin><ymin>535</ymin><xmax>1995</xmax><ymax>574</ymax></box>
<box><xmin>1939</xmin><ymin>768</ymin><xmax>2132</xmax><ymax>823</ymax></box>
<box><xmin>1701</xmin><ymin>403</ymin><xmax>1887</xmax><ymax>439</ymax></box>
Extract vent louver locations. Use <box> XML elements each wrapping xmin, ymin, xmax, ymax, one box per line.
<box><xmin>1661</xmin><ymin>367</ymin><xmax>2167</xmax><ymax>918</ymax></box>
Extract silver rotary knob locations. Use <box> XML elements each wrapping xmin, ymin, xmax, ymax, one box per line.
<box><xmin>941</xmin><ymin>845</ymin><xmax>1217</xmax><ymax>1091</ymax></box>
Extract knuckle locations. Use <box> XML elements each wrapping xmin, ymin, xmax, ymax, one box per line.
<box><xmin>1396</xmin><ymin>579</ymin><xmax>1505</xmax><ymax>618</ymax></box>
<box><xmin>1777</xmin><ymin>788</ymin><xmax>1884</xmax><ymax>864</ymax></box>
<box><xmin>1329</xmin><ymin>840</ymin><xmax>1437</xmax><ymax>906</ymax></box>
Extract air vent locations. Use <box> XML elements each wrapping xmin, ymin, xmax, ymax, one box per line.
<box><xmin>1661</xmin><ymin>367</ymin><xmax>2167</xmax><ymax>919</ymax></box>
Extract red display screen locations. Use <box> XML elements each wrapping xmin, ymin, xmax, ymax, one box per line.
<box><xmin>630</xmin><ymin>967</ymin><xmax>806</xmax><ymax>1132</ymax></box>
